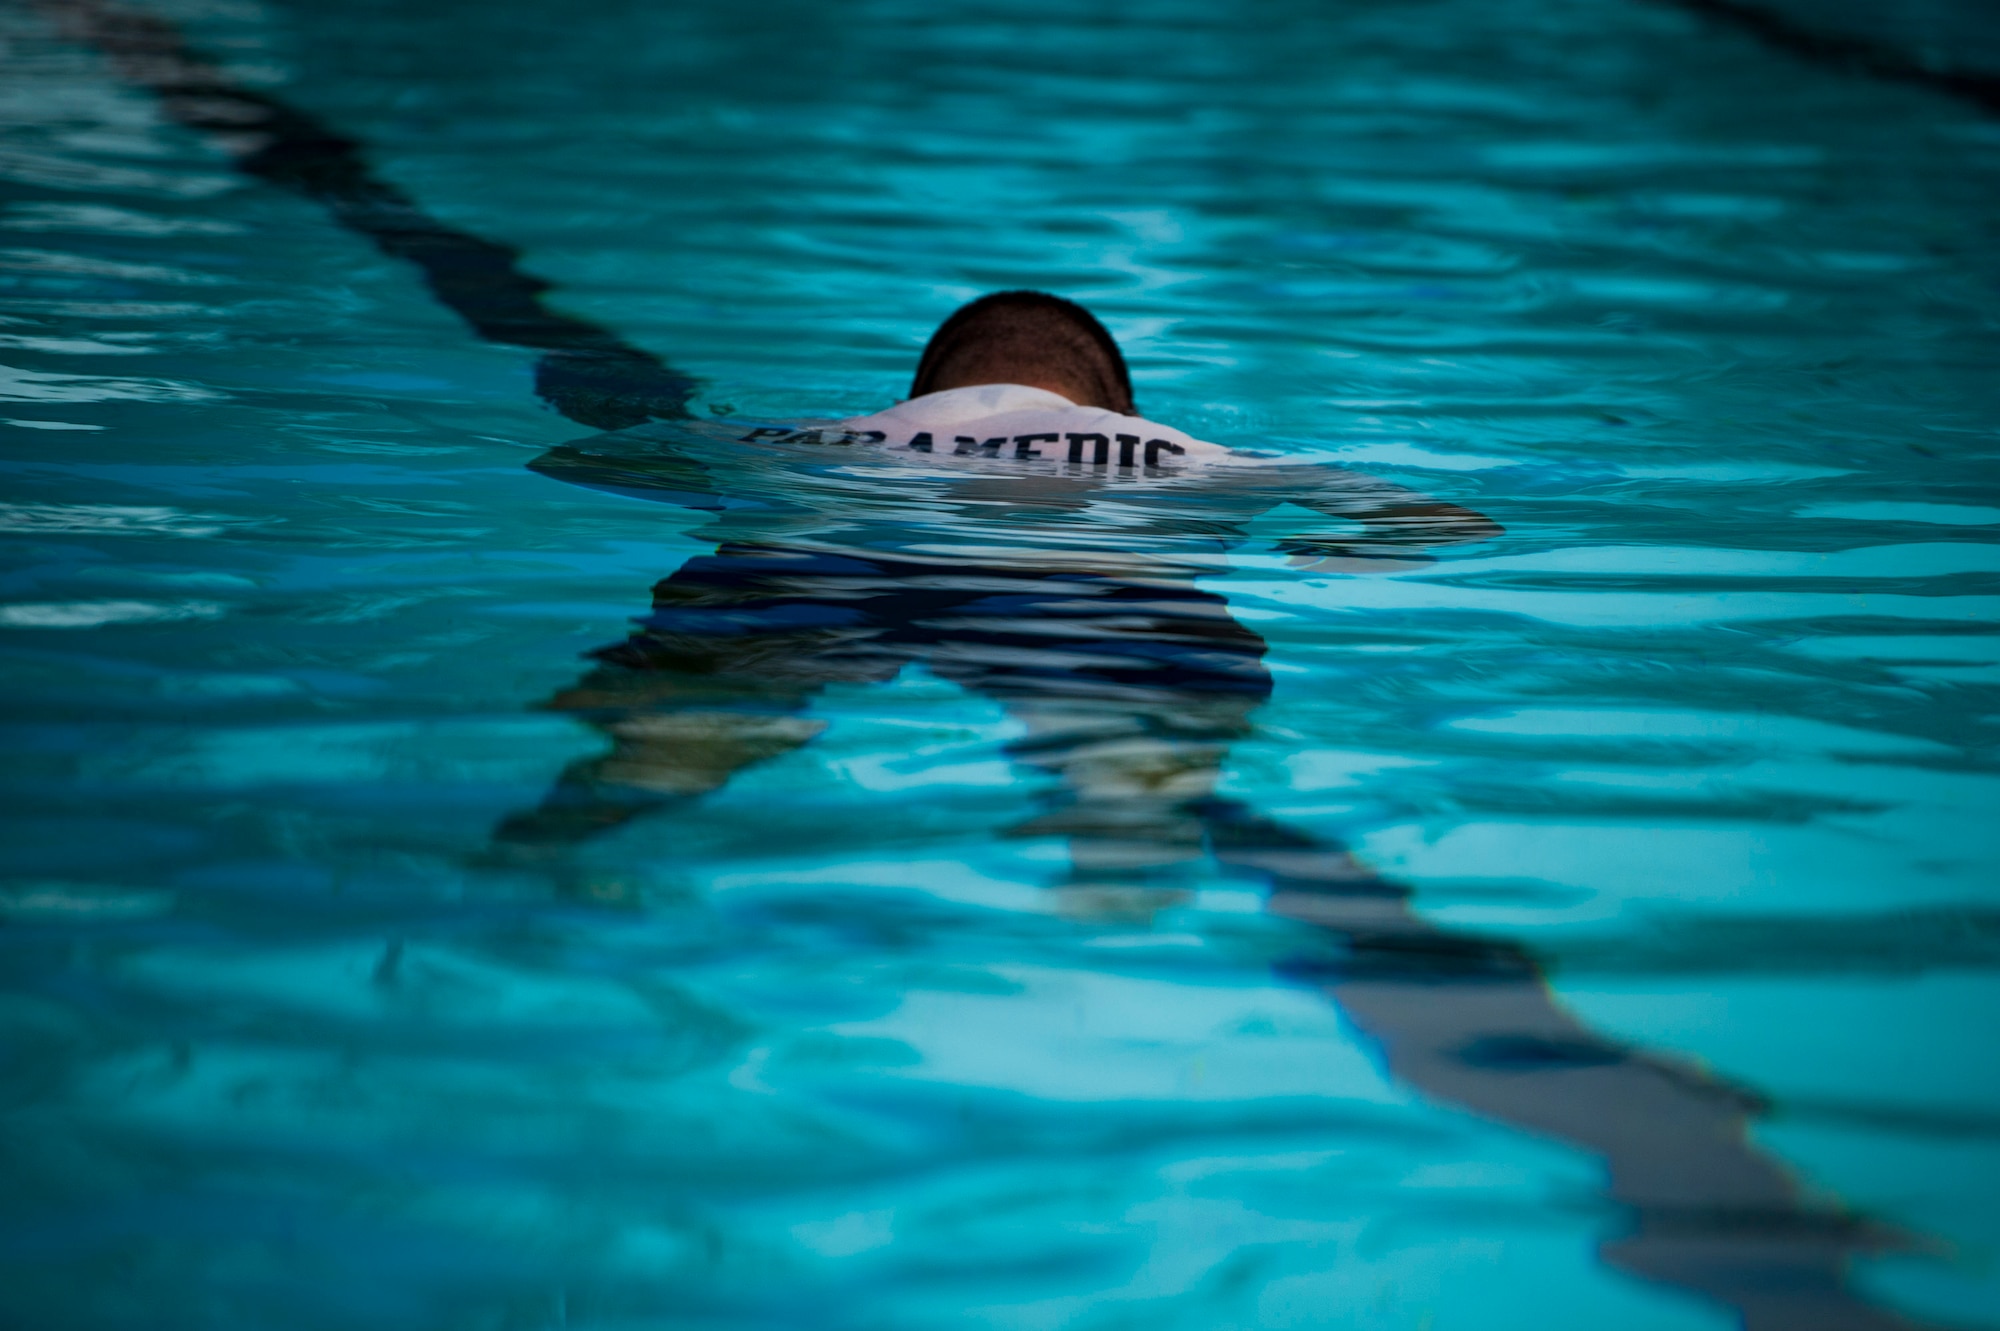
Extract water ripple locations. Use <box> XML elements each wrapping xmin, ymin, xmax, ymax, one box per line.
<box><xmin>0</xmin><ymin>0</ymin><xmax>1996</xmax><ymax>1327</ymax></box>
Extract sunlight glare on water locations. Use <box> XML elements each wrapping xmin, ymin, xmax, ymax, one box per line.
<box><xmin>1</xmin><ymin>0</ymin><xmax>1997</xmax><ymax>1328</ymax></box>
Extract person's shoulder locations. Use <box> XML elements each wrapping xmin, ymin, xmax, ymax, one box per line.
<box><xmin>842</xmin><ymin>383</ymin><xmax>1074</xmax><ymax>433</ymax></box>
<box><xmin>1053</xmin><ymin>405</ymin><xmax>1233</xmax><ymax>464</ymax></box>
<box><xmin>843</xmin><ymin>387</ymin><xmax>1236</xmax><ymax>466</ymax></box>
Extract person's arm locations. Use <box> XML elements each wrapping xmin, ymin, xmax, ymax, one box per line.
<box><xmin>1263</xmin><ymin>464</ymin><xmax>1502</xmax><ymax>571</ymax></box>
<box><xmin>526</xmin><ymin>421</ymin><xmax>797</xmax><ymax>513</ymax></box>
<box><xmin>527</xmin><ymin>439</ymin><xmax>728</xmax><ymax>511</ymax></box>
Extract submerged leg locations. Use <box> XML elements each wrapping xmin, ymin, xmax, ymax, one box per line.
<box><xmin>935</xmin><ymin>569</ymin><xmax>1273</xmax><ymax>911</ymax></box>
<box><xmin>994</xmin><ymin>692</ymin><xmax>1261</xmax><ymax>913</ymax></box>
<box><xmin>493</xmin><ymin>547</ymin><xmax>907</xmax><ymax>851</ymax></box>
<box><xmin>490</xmin><ymin>659</ymin><xmax>828</xmax><ymax>843</ymax></box>
<box><xmin>491</xmin><ymin>662</ymin><xmax>829</xmax><ymax>848</ymax></box>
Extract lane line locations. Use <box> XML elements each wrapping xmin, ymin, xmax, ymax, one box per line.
<box><xmin>1670</xmin><ymin>0</ymin><xmax>2000</xmax><ymax>114</ymax></box>
<box><xmin>34</xmin><ymin>0</ymin><xmax>697</xmax><ymax>430</ymax></box>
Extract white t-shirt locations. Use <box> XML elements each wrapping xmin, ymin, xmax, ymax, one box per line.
<box><xmin>534</xmin><ymin>384</ymin><xmax>1474</xmax><ymax>571</ymax></box>
<box><xmin>816</xmin><ymin>383</ymin><xmax>1237</xmax><ymax>473</ymax></box>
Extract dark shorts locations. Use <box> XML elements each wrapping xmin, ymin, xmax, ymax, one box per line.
<box><xmin>590</xmin><ymin>543</ymin><xmax>1272</xmax><ymax>705</ymax></box>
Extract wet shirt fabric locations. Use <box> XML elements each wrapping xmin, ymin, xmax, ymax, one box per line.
<box><xmin>833</xmin><ymin>383</ymin><xmax>1236</xmax><ymax>472</ymax></box>
<box><xmin>529</xmin><ymin>387</ymin><xmax>1412</xmax><ymax>574</ymax></box>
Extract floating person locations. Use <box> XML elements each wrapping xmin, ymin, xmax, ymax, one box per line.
<box><xmin>496</xmin><ymin>290</ymin><xmax>1499</xmax><ymax>852</ymax></box>
<box><xmin>499</xmin><ymin>292</ymin><xmax>1935</xmax><ymax>1331</ymax></box>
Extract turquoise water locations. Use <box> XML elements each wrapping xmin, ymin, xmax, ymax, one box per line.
<box><xmin>3</xmin><ymin>0</ymin><xmax>1999</xmax><ymax>1327</ymax></box>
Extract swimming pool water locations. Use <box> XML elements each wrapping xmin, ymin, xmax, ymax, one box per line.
<box><xmin>2</xmin><ymin>0</ymin><xmax>1998</xmax><ymax>1328</ymax></box>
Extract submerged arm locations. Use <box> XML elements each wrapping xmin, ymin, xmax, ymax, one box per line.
<box><xmin>1264</xmin><ymin>464</ymin><xmax>1502</xmax><ymax>569</ymax></box>
<box><xmin>526</xmin><ymin>418</ymin><xmax>812</xmax><ymax>514</ymax></box>
<box><xmin>528</xmin><ymin>441</ymin><xmax>726</xmax><ymax>510</ymax></box>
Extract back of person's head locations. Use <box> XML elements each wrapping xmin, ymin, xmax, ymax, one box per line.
<box><xmin>909</xmin><ymin>290</ymin><xmax>1135</xmax><ymax>415</ymax></box>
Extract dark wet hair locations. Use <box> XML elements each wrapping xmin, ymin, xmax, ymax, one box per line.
<box><xmin>909</xmin><ymin>290</ymin><xmax>1135</xmax><ymax>415</ymax></box>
